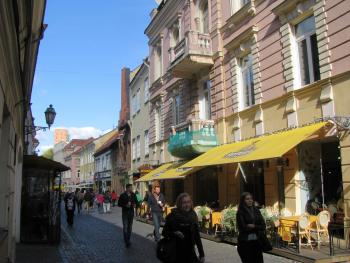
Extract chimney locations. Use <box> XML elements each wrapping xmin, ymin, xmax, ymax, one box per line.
<box><xmin>118</xmin><ymin>67</ymin><xmax>130</xmax><ymax>128</ymax></box>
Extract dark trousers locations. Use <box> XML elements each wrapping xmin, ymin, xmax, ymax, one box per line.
<box><xmin>122</xmin><ymin>210</ymin><xmax>134</xmax><ymax>245</ymax></box>
<box><xmin>237</xmin><ymin>240</ymin><xmax>263</xmax><ymax>263</ymax></box>
<box><xmin>77</xmin><ymin>201</ymin><xmax>83</xmax><ymax>214</ymax></box>
<box><xmin>66</xmin><ymin>210</ymin><xmax>74</xmax><ymax>226</ymax></box>
<box><xmin>152</xmin><ymin>212</ymin><xmax>162</xmax><ymax>241</ymax></box>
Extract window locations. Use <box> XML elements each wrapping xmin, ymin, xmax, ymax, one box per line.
<box><xmin>295</xmin><ymin>16</ymin><xmax>320</xmax><ymax>86</ymax></box>
<box><xmin>144</xmin><ymin>77</ymin><xmax>149</xmax><ymax>102</ymax></box>
<box><xmin>154</xmin><ymin>44</ymin><xmax>162</xmax><ymax>80</ymax></box>
<box><xmin>172</xmin><ymin>94</ymin><xmax>181</xmax><ymax>125</ymax></box>
<box><xmin>155</xmin><ymin>106</ymin><xmax>162</xmax><ymax>141</ymax></box>
<box><xmin>132</xmin><ymin>139</ymin><xmax>136</xmax><ymax>160</ymax></box>
<box><xmin>132</xmin><ymin>95</ymin><xmax>136</xmax><ymax>116</ymax></box>
<box><xmin>77</xmin><ymin>170</ymin><xmax>80</xmax><ymax>178</ymax></box>
<box><xmin>240</xmin><ymin>54</ymin><xmax>255</xmax><ymax>108</ymax></box>
<box><xmin>136</xmin><ymin>89</ymin><xmax>140</xmax><ymax>112</ymax></box>
<box><xmin>203</xmin><ymin>80</ymin><xmax>211</xmax><ymax>119</ymax></box>
<box><xmin>136</xmin><ymin>135</ymin><xmax>141</xmax><ymax>159</ymax></box>
<box><xmin>230</xmin><ymin>0</ymin><xmax>250</xmax><ymax>15</ymax></box>
<box><xmin>171</xmin><ymin>22</ymin><xmax>180</xmax><ymax>47</ymax></box>
<box><xmin>144</xmin><ymin>130</ymin><xmax>149</xmax><ymax>156</ymax></box>
<box><xmin>199</xmin><ymin>0</ymin><xmax>209</xmax><ymax>34</ymax></box>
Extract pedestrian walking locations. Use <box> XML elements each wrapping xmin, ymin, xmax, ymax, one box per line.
<box><xmin>236</xmin><ymin>192</ymin><xmax>269</xmax><ymax>263</ymax></box>
<box><xmin>111</xmin><ymin>190</ymin><xmax>118</xmax><ymax>207</ymax></box>
<box><xmin>118</xmin><ymin>184</ymin><xmax>138</xmax><ymax>248</ymax></box>
<box><xmin>161</xmin><ymin>193</ymin><xmax>205</xmax><ymax>263</ymax></box>
<box><xmin>83</xmin><ymin>189</ymin><xmax>92</xmax><ymax>213</ymax></box>
<box><xmin>76</xmin><ymin>189</ymin><xmax>84</xmax><ymax>214</ymax></box>
<box><xmin>147</xmin><ymin>184</ymin><xmax>165</xmax><ymax>242</ymax></box>
<box><xmin>103</xmin><ymin>190</ymin><xmax>112</xmax><ymax>213</ymax></box>
<box><xmin>64</xmin><ymin>190</ymin><xmax>76</xmax><ymax>226</ymax></box>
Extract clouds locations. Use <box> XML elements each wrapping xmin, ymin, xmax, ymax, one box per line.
<box><xmin>36</xmin><ymin>126</ymin><xmax>109</xmax><ymax>155</ymax></box>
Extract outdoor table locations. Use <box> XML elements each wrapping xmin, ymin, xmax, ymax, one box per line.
<box><xmin>278</xmin><ymin>215</ymin><xmax>317</xmax><ymax>242</ymax></box>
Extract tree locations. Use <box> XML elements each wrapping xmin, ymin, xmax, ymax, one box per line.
<box><xmin>42</xmin><ymin>148</ymin><xmax>53</xmax><ymax>160</ymax></box>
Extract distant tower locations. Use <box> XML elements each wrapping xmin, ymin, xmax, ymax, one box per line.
<box><xmin>54</xmin><ymin>129</ymin><xmax>69</xmax><ymax>145</ymax></box>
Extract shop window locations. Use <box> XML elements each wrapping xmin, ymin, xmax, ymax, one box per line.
<box><xmin>295</xmin><ymin>16</ymin><xmax>320</xmax><ymax>86</ymax></box>
<box><xmin>195</xmin><ymin>167</ymin><xmax>219</xmax><ymax>206</ymax></box>
<box><xmin>240</xmin><ymin>162</ymin><xmax>265</xmax><ymax>206</ymax></box>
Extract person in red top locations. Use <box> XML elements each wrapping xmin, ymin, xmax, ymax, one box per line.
<box><xmin>111</xmin><ymin>190</ymin><xmax>118</xmax><ymax>207</ymax></box>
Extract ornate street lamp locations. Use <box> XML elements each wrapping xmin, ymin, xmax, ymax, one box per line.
<box><xmin>25</xmin><ymin>104</ymin><xmax>56</xmax><ymax>135</ymax></box>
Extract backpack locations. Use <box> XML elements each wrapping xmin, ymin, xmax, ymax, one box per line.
<box><xmin>67</xmin><ymin>198</ymin><xmax>74</xmax><ymax>210</ymax></box>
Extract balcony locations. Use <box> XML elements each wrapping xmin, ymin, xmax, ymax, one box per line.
<box><xmin>168</xmin><ymin>119</ymin><xmax>218</xmax><ymax>159</ymax></box>
<box><xmin>169</xmin><ymin>31</ymin><xmax>213</xmax><ymax>78</ymax></box>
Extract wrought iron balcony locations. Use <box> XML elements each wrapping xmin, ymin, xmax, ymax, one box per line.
<box><xmin>168</xmin><ymin>31</ymin><xmax>213</xmax><ymax>78</ymax></box>
<box><xmin>168</xmin><ymin>120</ymin><xmax>218</xmax><ymax>159</ymax></box>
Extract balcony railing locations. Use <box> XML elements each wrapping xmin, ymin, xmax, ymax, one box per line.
<box><xmin>168</xmin><ymin>119</ymin><xmax>218</xmax><ymax>159</ymax></box>
<box><xmin>168</xmin><ymin>31</ymin><xmax>213</xmax><ymax>78</ymax></box>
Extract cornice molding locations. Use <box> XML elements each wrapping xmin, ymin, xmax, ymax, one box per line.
<box><xmin>224</xmin><ymin>26</ymin><xmax>259</xmax><ymax>52</ymax></box>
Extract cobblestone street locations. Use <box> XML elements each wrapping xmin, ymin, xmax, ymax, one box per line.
<box><xmin>16</xmin><ymin>206</ymin><xmax>297</xmax><ymax>263</ymax></box>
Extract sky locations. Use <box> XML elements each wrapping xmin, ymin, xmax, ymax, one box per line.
<box><xmin>32</xmin><ymin>1</ymin><xmax>157</xmax><ymax>153</ymax></box>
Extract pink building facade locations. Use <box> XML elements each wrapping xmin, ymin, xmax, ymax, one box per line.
<box><xmin>145</xmin><ymin>0</ymin><xmax>350</xmax><ymax>222</ymax></box>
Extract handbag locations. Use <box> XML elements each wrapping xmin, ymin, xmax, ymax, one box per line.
<box><xmin>258</xmin><ymin>231</ymin><xmax>273</xmax><ymax>252</ymax></box>
<box><xmin>156</xmin><ymin>237</ymin><xmax>177</xmax><ymax>263</ymax></box>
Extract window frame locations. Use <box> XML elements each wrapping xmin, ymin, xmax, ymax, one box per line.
<box><xmin>239</xmin><ymin>53</ymin><xmax>255</xmax><ymax>109</ymax></box>
<box><xmin>294</xmin><ymin>16</ymin><xmax>320</xmax><ymax>86</ymax></box>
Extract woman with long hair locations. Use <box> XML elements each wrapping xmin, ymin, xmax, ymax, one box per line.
<box><xmin>162</xmin><ymin>193</ymin><xmax>205</xmax><ymax>263</ymax></box>
<box><xmin>236</xmin><ymin>192</ymin><xmax>266</xmax><ymax>263</ymax></box>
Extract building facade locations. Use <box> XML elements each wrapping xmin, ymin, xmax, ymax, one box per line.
<box><xmin>53</xmin><ymin>141</ymin><xmax>67</xmax><ymax>164</ymax></box>
<box><xmin>62</xmin><ymin>139</ymin><xmax>92</xmax><ymax>187</ymax></box>
<box><xmin>144</xmin><ymin>0</ymin><xmax>350</xmax><ymax>222</ymax></box>
<box><xmin>0</xmin><ymin>0</ymin><xmax>46</xmax><ymax>261</ymax></box>
<box><xmin>129</xmin><ymin>61</ymin><xmax>152</xmax><ymax>195</ymax></box>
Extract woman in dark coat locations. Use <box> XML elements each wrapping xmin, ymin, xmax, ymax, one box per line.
<box><xmin>236</xmin><ymin>192</ymin><xmax>266</xmax><ymax>263</ymax></box>
<box><xmin>162</xmin><ymin>193</ymin><xmax>205</xmax><ymax>263</ymax></box>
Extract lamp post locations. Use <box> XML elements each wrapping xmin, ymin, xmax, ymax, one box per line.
<box><xmin>25</xmin><ymin>104</ymin><xmax>56</xmax><ymax>135</ymax></box>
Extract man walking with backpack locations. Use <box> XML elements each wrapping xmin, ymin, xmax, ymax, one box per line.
<box><xmin>64</xmin><ymin>190</ymin><xmax>76</xmax><ymax>226</ymax></box>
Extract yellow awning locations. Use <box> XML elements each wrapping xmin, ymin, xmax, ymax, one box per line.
<box><xmin>136</xmin><ymin>162</ymin><xmax>202</xmax><ymax>182</ymax></box>
<box><xmin>136</xmin><ymin>163</ymin><xmax>173</xmax><ymax>182</ymax></box>
<box><xmin>181</xmin><ymin>122</ymin><xmax>328</xmax><ymax>168</ymax></box>
<box><xmin>155</xmin><ymin>164</ymin><xmax>201</xmax><ymax>181</ymax></box>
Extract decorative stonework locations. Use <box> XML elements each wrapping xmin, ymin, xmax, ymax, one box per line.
<box><xmin>225</xmin><ymin>0</ymin><xmax>256</xmax><ymax>31</ymax></box>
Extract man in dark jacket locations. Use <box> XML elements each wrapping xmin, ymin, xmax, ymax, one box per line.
<box><xmin>147</xmin><ymin>185</ymin><xmax>165</xmax><ymax>242</ymax></box>
<box><xmin>118</xmin><ymin>184</ymin><xmax>138</xmax><ymax>247</ymax></box>
<box><xmin>64</xmin><ymin>190</ymin><xmax>76</xmax><ymax>226</ymax></box>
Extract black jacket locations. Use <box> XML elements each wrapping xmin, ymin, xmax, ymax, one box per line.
<box><xmin>148</xmin><ymin>193</ymin><xmax>165</xmax><ymax>214</ymax></box>
<box><xmin>162</xmin><ymin>208</ymin><xmax>204</xmax><ymax>262</ymax></box>
<box><xmin>118</xmin><ymin>192</ymin><xmax>138</xmax><ymax>212</ymax></box>
<box><xmin>236</xmin><ymin>205</ymin><xmax>266</xmax><ymax>243</ymax></box>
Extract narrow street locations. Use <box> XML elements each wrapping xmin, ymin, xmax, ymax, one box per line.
<box><xmin>17</xmin><ymin>206</ymin><xmax>295</xmax><ymax>263</ymax></box>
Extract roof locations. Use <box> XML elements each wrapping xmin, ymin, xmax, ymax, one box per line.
<box><xmin>94</xmin><ymin>132</ymin><xmax>121</xmax><ymax>156</ymax></box>
<box><xmin>24</xmin><ymin>155</ymin><xmax>70</xmax><ymax>172</ymax></box>
<box><xmin>129</xmin><ymin>65</ymin><xmax>142</xmax><ymax>83</ymax></box>
<box><xmin>64</xmin><ymin>139</ymin><xmax>93</xmax><ymax>151</ymax></box>
<box><xmin>71</xmin><ymin>137</ymin><xmax>95</xmax><ymax>155</ymax></box>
